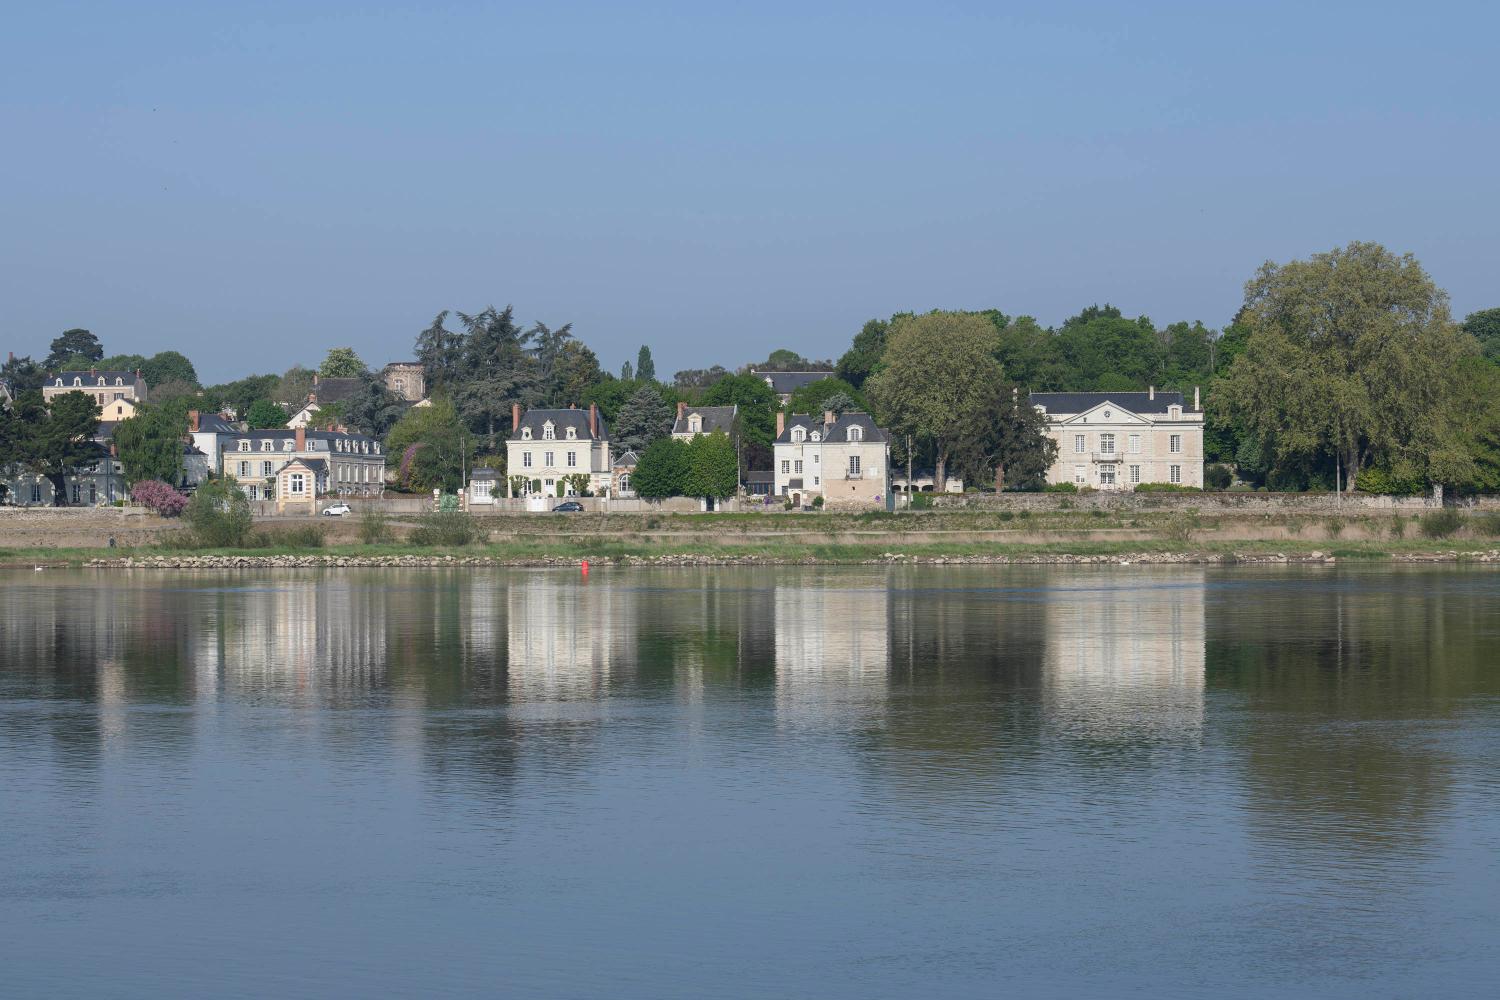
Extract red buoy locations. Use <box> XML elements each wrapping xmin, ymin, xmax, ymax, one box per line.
<box><xmin>581</xmin><ymin>559</ymin><xmax>589</xmax><ymax>576</ymax></box>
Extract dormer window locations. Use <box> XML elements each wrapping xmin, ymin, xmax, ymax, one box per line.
<box><xmin>791</xmin><ymin>427</ymin><xmax>806</xmax><ymax>443</ymax></box>
<box><xmin>115</xmin><ymin>377</ymin><xmax>123</xmax><ymax>386</ymax></box>
<box><xmin>542</xmin><ymin>422</ymin><xmax>555</xmax><ymax>440</ymax></box>
<box><xmin>374</xmin><ymin>444</ymin><xmax>380</xmax><ymax>455</ymax></box>
<box><xmin>566</xmin><ymin>427</ymin><xmax>577</xmax><ymax>440</ymax></box>
<box><xmin>810</xmin><ymin>431</ymin><xmax>821</xmax><ymax>442</ymax></box>
<box><xmin>55</xmin><ymin>378</ymin><xmax>63</xmax><ymax>387</ymax></box>
<box><xmin>1168</xmin><ymin>405</ymin><xmax>1182</xmax><ymax>419</ymax></box>
<box><xmin>521</xmin><ymin>427</ymin><xmax>532</xmax><ymax>440</ymax></box>
<box><xmin>97</xmin><ymin>377</ymin><xmax>105</xmax><ymax>386</ymax></box>
<box><xmin>283</xmin><ymin>440</ymin><xmax>295</xmax><ymax>452</ymax></box>
<box><xmin>238</xmin><ymin>440</ymin><xmax>251</xmax><ymax>452</ymax></box>
<box><xmin>73</xmin><ymin>377</ymin><xmax>82</xmax><ymax>386</ymax></box>
<box><xmin>261</xmin><ymin>440</ymin><xmax>273</xmax><ymax>452</ymax></box>
<box><xmin>847</xmin><ymin>426</ymin><xmax>863</xmax><ymax>442</ymax></box>
<box><xmin>689</xmin><ymin>415</ymin><xmax>701</xmax><ymax>433</ymax></box>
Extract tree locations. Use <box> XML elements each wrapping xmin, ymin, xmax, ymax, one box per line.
<box><xmin>947</xmin><ymin>384</ymin><xmax>1057</xmax><ymax>491</ymax></box>
<box><xmin>273</xmin><ymin>366</ymin><xmax>315</xmax><ymax>407</ymax></box>
<box><xmin>549</xmin><ymin>339</ymin><xmax>604</xmax><ymax>407</ymax></box>
<box><xmin>184</xmin><ymin>478</ymin><xmax>253</xmax><ymax>546</ymax></box>
<box><xmin>343</xmin><ymin>373</ymin><xmax>407</xmax><ymax>438</ymax></box>
<box><xmin>113</xmin><ymin>404</ymin><xmax>187</xmax><ymax>485</ymax></box>
<box><xmin>45</xmin><ymin>329</ymin><xmax>103</xmax><ymax>369</ymax></box>
<box><xmin>415</xmin><ymin>311</ymin><xmax>465</xmax><ymax>392</ymax></box>
<box><xmin>1462</xmin><ymin>308</ymin><xmax>1500</xmax><ymax>363</ymax></box>
<box><xmin>319</xmin><ymin>347</ymin><xmax>365</xmax><ymax>378</ymax></box>
<box><xmin>836</xmin><ymin>319</ymin><xmax>890</xmax><ymax>389</ymax></box>
<box><xmin>202</xmin><ymin>373</ymin><xmax>278</xmax><ymax>417</ymax></box>
<box><xmin>131</xmin><ymin>480</ymin><xmax>188</xmax><ymax>516</ymax></box>
<box><xmin>784</xmin><ymin>376</ymin><xmax>867</xmax><ymax>418</ymax></box>
<box><xmin>631</xmin><ymin>436</ymin><xmax>689</xmax><ymax>498</ymax></box>
<box><xmin>454</xmin><ymin>305</ymin><xmax>540</xmax><ymax>451</ymax></box>
<box><xmin>701</xmin><ymin>373</ymin><xmax>777</xmax><ymax>447</ymax></box>
<box><xmin>866</xmin><ymin>311</ymin><xmax>1009</xmax><ymax>491</ymax></box>
<box><xmin>98</xmin><ymin>353</ymin><xmax>147</xmax><ymax>374</ymax></box>
<box><xmin>1</xmin><ymin>354</ymin><xmax>44</xmax><ymax>395</ymax></box>
<box><xmin>562</xmin><ymin>473</ymin><xmax>592</xmax><ymax>497</ymax></box>
<box><xmin>385</xmin><ymin>396</ymin><xmax>473</xmax><ymax>493</ymax></box>
<box><xmin>1218</xmin><ymin>242</ymin><xmax>1474</xmax><ymax>493</ymax></box>
<box><xmin>620</xmin><ymin>360</ymin><xmax>634</xmax><ymax>381</ymax></box>
<box><xmin>636</xmin><ymin>345</ymin><xmax>656</xmax><ymax>382</ymax></box>
<box><xmin>245</xmin><ymin>400</ymin><xmax>289</xmax><ymax>429</ymax></box>
<box><xmin>674</xmin><ymin>366</ymin><xmax>728</xmax><ymax>390</ymax></box>
<box><xmin>151</xmin><ymin>379</ymin><xmax>201</xmax><ymax>404</ymax></box>
<box><xmin>7</xmin><ymin>390</ymin><xmax>102</xmax><ymax>504</ymax></box>
<box><xmin>683</xmin><ymin>430</ymin><xmax>738</xmax><ymax>500</ymax></box>
<box><xmin>141</xmin><ymin>350</ymin><xmax>199</xmax><ymax>388</ymax></box>
<box><xmin>613</xmin><ymin>385</ymin><xmax>675</xmax><ymax>452</ymax></box>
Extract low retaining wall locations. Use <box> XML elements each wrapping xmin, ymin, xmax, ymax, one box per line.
<box><xmin>0</xmin><ymin>506</ymin><xmax>168</xmax><ymax>547</ymax></box>
<box><xmin>930</xmin><ymin>492</ymin><xmax>1500</xmax><ymax>514</ymax></box>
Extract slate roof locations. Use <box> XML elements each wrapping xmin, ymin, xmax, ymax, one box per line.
<box><xmin>511</xmin><ymin>407</ymin><xmax>610</xmax><ymax>442</ymax></box>
<box><xmin>222</xmin><ymin>428</ymin><xmax>381</xmax><ymax>446</ymax></box>
<box><xmin>277</xmin><ymin>457</ymin><xmax>328</xmax><ymax>475</ymax></box>
<box><xmin>470</xmin><ymin>467</ymin><xmax>499</xmax><ymax>480</ymax></box>
<box><xmin>775</xmin><ymin>411</ymin><xmax>890</xmax><ymax>444</ymax></box>
<box><xmin>308</xmin><ymin>377</ymin><xmax>362</xmax><ymax>404</ymax></box>
<box><xmin>673</xmin><ymin>405</ymin><xmax>737</xmax><ymax>436</ymax></box>
<box><xmin>614</xmin><ymin>450</ymin><xmax>639</xmax><ymax>469</ymax></box>
<box><xmin>1028</xmin><ymin>391</ymin><xmax>1194</xmax><ymax>415</ymax></box>
<box><xmin>48</xmin><ymin>370</ymin><xmax>147</xmax><ymax>389</ymax></box>
<box><xmin>752</xmin><ymin>370</ymin><xmax>831</xmax><ymax>395</ymax></box>
<box><xmin>195</xmin><ymin>413</ymin><xmax>239</xmax><ymax>434</ymax></box>
<box><xmin>743</xmin><ymin>470</ymin><xmax>774</xmax><ymax>484</ymax></box>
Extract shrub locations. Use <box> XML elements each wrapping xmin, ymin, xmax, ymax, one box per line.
<box><xmin>1134</xmin><ymin>482</ymin><xmax>1202</xmax><ymax>493</ymax></box>
<box><xmin>1388</xmin><ymin>518</ymin><xmax>1407</xmax><ymax>539</ymax></box>
<box><xmin>1163</xmin><ymin>512</ymin><xmax>1199</xmax><ymax>543</ymax></box>
<box><xmin>998</xmin><ymin>510</ymin><xmax>1014</xmax><ymax>522</ymax></box>
<box><xmin>910</xmin><ymin>493</ymin><xmax>933</xmax><ymax>510</ymax></box>
<box><xmin>1356</xmin><ymin>466</ymin><xmax>1425</xmax><ymax>496</ymax></box>
<box><xmin>1472</xmin><ymin>512</ymin><xmax>1500</xmax><ymax>538</ymax></box>
<box><xmin>1324</xmin><ymin>518</ymin><xmax>1346</xmax><ymax>539</ymax></box>
<box><xmin>183</xmin><ymin>479</ymin><xmax>253</xmax><ymax>547</ymax></box>
<box><xmin>1204</xmin><ymin>465</ymin><xmax>1233</xmax><ymax>490</ymax></box>
<box><xmin>811</xmin><ymin>495</ymin><xmax>824</xmax><ymax>508</ymax></box>
<box><xmin>1419</xmin><ymin>508</ymin><xmax>1464</xmax><ymax>539</ymax></box>
<box><xmin>131</xmin><ymin>479</ymin><xmax>188</xmax><ymax>517</ymax></box>
<box><xmin>278</xmin><ymin>523</ymin><xmax>327</xmax><ymax>548</ymax></box>
<box><xmin>1043</xmin><ymin>481</ymin><xmax>1078</xmax><ymax>494</ymax></box>
<box><xmin>357</xmin><ymin>507</ymin><xmax>390</xmax><ymax>545</ymax></box>
<box><xmin>408</xmin><ymin>510</ymin><xmax>480</xmax><ymax>546</ymax></box>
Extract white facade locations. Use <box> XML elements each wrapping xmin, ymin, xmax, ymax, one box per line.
<box><xmin>1032</xmin><ymin>391</ymin><xmax>1204</xmax><ymax>490</ymax></box>
<box><xmin>506</xmin><ymin>405</ymin><xmax>612</xmax><ymax>498</ymax></box>
<box><xmin>773</xmin><ymin>412</ymin><xmax>891</xmax><ymax>508</ymax></box>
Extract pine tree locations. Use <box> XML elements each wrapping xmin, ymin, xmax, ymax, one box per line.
<box><xmin>636</xmin><ymin>345</ymin><xmax>656</xmax><ymax>382</ymax></box>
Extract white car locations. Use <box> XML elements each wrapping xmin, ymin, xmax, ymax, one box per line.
<box><xmin>321</xmin><ymin>503</ymin><xmax>353</xmax><ymax>517</ymax></box>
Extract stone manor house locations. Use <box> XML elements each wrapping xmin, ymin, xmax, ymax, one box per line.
<box><xmin>1031</xmin><ymin>388</ymin><xmax>1204</xmax><ymax>489</ymax></box>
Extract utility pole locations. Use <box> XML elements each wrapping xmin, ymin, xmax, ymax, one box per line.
<box><xmin>906</xmin><ymin>434</ymin><xmax>913</xmax><ymax>511</ymax></box>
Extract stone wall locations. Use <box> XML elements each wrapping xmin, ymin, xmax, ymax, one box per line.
<box><xmin>930</xmin><ymin>491</ymin><xmax>1499</xmax><ymax>514</ymax></box>
<box><xmin>0</xmin><ymin>507</ymin><xmax>170</xmax><ymax>548</ymax></box>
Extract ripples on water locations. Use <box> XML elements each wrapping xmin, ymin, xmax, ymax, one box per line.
<box><xmin>1</xmin><ymin>565</ymin><xmax>1497</xmax><ymax>999</ymax></box>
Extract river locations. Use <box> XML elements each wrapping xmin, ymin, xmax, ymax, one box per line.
<box><xmin>1</xmin><ymin>565</ymin><xmax>1497</xmax><ymax>998</ymax></box>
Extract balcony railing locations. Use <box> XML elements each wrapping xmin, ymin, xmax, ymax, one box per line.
<box><xmin>844</xmin><ymin>471</ymin><xmax>864</xmax><ymax>480</ymax></box>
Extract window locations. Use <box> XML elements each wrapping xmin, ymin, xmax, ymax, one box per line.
<box><xmin>1100</xmin><ymin>433</ymin><xmax>1115</xmax><ymax>454</ymax></box>
<box><xmin>1074</xmin><ymin>434</ymin><xmax>1086</xmax><ymax>453</ymax></box>
<box><xmin>1170</xmin><ymin>434</ymin><xmax>1182</xmax><ymax>453</ymax></box>
<box><xmin>847</xmin><ymin>426</ymin><xmax>862</xmax><ymax>442</ymax></box>
<box><xmin>848</xmin><ymin>455</ymin><xmax>861</xmax><ymax>476</ymax></box>
<box><xmin>289</xmin><ymin>473</ymin><xmax>306</xmax><ymax>495</ymax></box>
<box><xmin>72</xmin><ymin>483</ymin><xmax>81</xmax><ymax>503</ymax></box>
<box><xmin>262</xmin><ymin>461</ymin><xmax>273</xmax><ymax>477</ymax></box>
<box><xmin>566</xmin><ymin>427</ymin><xmax>577</xmax><ymax>440</ymax></box>
<box><xmin>1100</xmin><ymin>467</ymin><xmax>1114</xmax><ymax>486</ymax></box>
<box><xmin>394</xmin><ymin>378</ymin><xmax>405</xmax><ymax>393</ymax></box>
<box><xmin>1129</xmin><ymin>465</ymin><xmax>1140</xmax><ymax>484</ymax></box>
<box><xmin>239</xmin><ymin>461</ymin><xmax>250</xmax><ymax>478</ymax></box>
<box><xmin>567</xmin><ymin>451</ymin><xmax>577</xmax><ymax>468</ymax></box>
<box><xmin>1074</xmin><ymin>465</ymin><xmax>1086</xmax><ymax>484</ymax></box>
<box><xmin>283</xmin><ymin>440</ymin><xmax>294</xmax><ymax>451</ymax></box>
<box><xmin>619</xmin><ymin>473</ymin><xmax>631</xmax><ymax>492</ymax></box>
<box><xmin>810</xmin><ymin>431</ymin><xmax>821</xmax><ymax>442</ymax></box>
<box><xmin>688</xmin><ymin>415</ymin><xmax>701</xmax><ymax>432</ymax></box>
<box><xmin>544</xmin><ymin>478</ymin><xmax>554</xmax><ymax>487</ymax></box>
<box><xmin>791</xmin><ymin>427</ymin><xmax>805</xmax><ymax>442</ymax></box>
<box><xmin>238</xmin><ymin>440</ymin><xmax>250</xmax><ymax>452</ymax></box>
<box><xmin>261</xmin><ymin>440</ymin><xmax>273</xmax><ymax>451</ymax></box>
<box><xmin>542</xmin><ymin>423</ymin><xmax>555</xmax><ymax>440</ymax></box>
<box><xmin>89</xmin><ymin>483</ymin><xmax>96</xmax><ymax>504</ymax></box>
<box><xmin>814</xmin><ymin>476</ymin><xmax>820</xmax><ymax>486</ymax></box>
<box><xmin>544</xmin><ymin>451</ymin><xmax>554</xmax><ymax>467</ymax></box>
<box><xmin>522</xmin><ymin>428</ymin><xmax>532</xmax><ymax>440</ymax></box>
<box><xmin>780</xmin><ymin>460</ymin><xmax>790</xmax><ymax>474</ymax></box>
<box><xmin>73</xmin><ymin>377</ymin><xmax>81</xmax><ymax>386</ymax></box>
<box><xmin>1170</xmin><ymin>465</ymin><xmax>1182</xmax><ymax>484</ymax></box>
<box><xmin>30</xmin><ymin>484</ymin><xmax>42</xmax><ymax>504</ymax></box>
<box><xmin>114</xmin><ymin>392</ymin><xmax>124</xmax><ymax>401</ymax></box>
<box><xmin>794</xmin><ymin>460</ymin><xmax>803</xmax><ymax>474</ymax></box>
<box><xmin>1129</xmin><ymin>434</ymin><xmax>1140</xmax><ymax>454</ymax></box>
<box><xmin>523</xmin><ymin>452</ymin><xmax>533</xmax><ymax>468</ymax></box>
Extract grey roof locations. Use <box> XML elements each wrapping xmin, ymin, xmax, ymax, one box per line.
<box><xmin>511</xmin><ymin>407</ymin><xmax>609</xmax><ymax>442</ymax></box>
<box><xmin>470</xmin><ymin>467</ymin><xmax>499</xmax><ymax>480</ymax></box>
<box><xmin>49</xmin><ymin>370</ymin><xmax>146</xmax><ymax>387</ymax></box>
<box><xmin>1029</xmin><ymin>391</ymin><xmax>1194</xmax><ymax>415</ymax></box>
<box><xmin>195</xmin><ymin>412</ymin><xmax>239</xmax><ymax>434</ymax></box>
<box><xmin>223</xmin><ymin>428</ymin><xmax>380</xmax><ymax>445</ymax></box>
<box><xmin>308</xmin><ymin>377</ymin><xmax>362</xmax><ymax>404</ymax></box>
<box><xmin>277</xmin><ymin>457</ymin><xmax>328</xmax><ymax>474</ymax></box>
<box><xmin>752</xmin><ymin>370</ymin><xmax>831</xmax><ymax>394</ymax></box>
<box><xmin>673</xmin><ymin>405</ymin><xmax>737</xmax><ymax>435</ymax></box>
<box><xmin>614</xmin><ymin>450</ymin><xmax>640</xmax><ymax>468</ymax></box>
<box><xmin>743</xmin><ymin>470</ymin><xmax>774</xmax><ymax>483</ymax></box>
<box><xmin>775</xmin><ymin>411</ymin><xmax>889</xmax><ymax>444</ymax></box>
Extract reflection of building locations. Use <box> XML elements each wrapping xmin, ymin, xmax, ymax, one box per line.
<box><xmin>774</xmin><ymin>575</ymin><xmax>890</xmax><ymax>719</ymax></box>
<box><xmin>1042</xmin><ymin>571</ymin><xmax>1206</xmax><ymax>741</ymax></box>
<box><xmin>505</xmin><ymin>577</ymin><xmax>633</xmax><ymax>700</ymax></box>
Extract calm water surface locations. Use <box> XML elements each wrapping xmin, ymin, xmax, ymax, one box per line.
<box><xmin>1</xmin><ymin>565</ymin><xmax>1497</xmax><ymax>999</ymax></box>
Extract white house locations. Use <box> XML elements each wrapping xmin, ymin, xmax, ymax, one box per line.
<box><xmin>1030</xmin><ymin>388</ymin><xmax>1204</xmax><ymax>490</ymax></box>
<box><xmin>220</xmin><ymin>426</ymin><xmax>385</xmax><ymax>503</ymax></box>
<box><xmin>773</xmin><ymin>410</ymin><xmax>891</xmax><ymax>509</ymax></box>
<box><xmin>43</xmin><ymin>369</ymin><xmax>149</xmax><ymax>407</ymax></box>
<box><xmin>672</xmin><ymin>403</ymin><xmax>738</xmax><ymax>442</ymax></box>
<box><xmin>505</xmin><ymin>403</ymin><xmax>612</xmax><ymax>498</ymax></box>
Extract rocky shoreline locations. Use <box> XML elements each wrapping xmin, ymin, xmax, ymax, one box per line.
<box><xmin>50</xmin><ymin>548</ymin><xmax>1500</xmax><ymax>569</ymax></box>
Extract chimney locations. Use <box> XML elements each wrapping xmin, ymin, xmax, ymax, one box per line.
<box><xmin>776</xmin><ymin>412</ymin><xmax>785</xmax><ymax>437</ymax></box>
<box><xmin>589</xmin><ymin>402</ymin><xmax>599</xmax><ymax>438</ymax></box>
<box><xmin>677</xmin><ymin>401</ymin><xmax>686</xmax><ymax>419</ymax></box>
<box><xmin>90</xmin><ymin>366</ymin><xmax>97</xmax><ymax>377</ymax></box>
<box><xmin>1193</xmin><ymin>386</ymin><xmax>1200</xmax><ymax>410</ymax></box>
<box><xmin>7</xmin><ymin>351</ymin><xmax>12</xmax><ymax>362</ymax></box>
<box><xmin>313</xmin><ymin>372</ymin><xmax>319</xmax><ymax>386</ymax></box>
<box><xmin>294</xmin><ymin>426</ymin><xmax>306</xmax><ymax>452</ymax></box>
<box><xmin>512</xmin><ymin>402</ymin><xmax>521</xmax><ymax>431</ymax></box>
<box><xmin>188</xmin><ymin>409</ymin><xmax>199</xmax><ymax>432</ymax></box>
<box><xmin>823</xmin><ymin>409</ymin><xmax>835</xmax><ymax>427</ymax></box>
<box><xmin>570</xmin><ymin>402</ymin><xmax>577</xmax><ymax>409</ymax></box>
<box><xmin>109</xmin><ymin>441</ymin><xmax>117</xmax><ymax>457</ymax></box>
<box><xmin>1149</xmin><ymin>385</ymin><xmax>1155</xmax><ymax>401</ymax></box>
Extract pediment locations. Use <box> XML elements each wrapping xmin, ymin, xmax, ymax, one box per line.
<box><xmin>1059</xmin><ymin>401</ymin><xmax>1149</xmax><ymax>425</ymax></box>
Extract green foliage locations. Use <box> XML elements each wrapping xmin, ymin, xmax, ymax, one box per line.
<box><xmin>1</xmin><ymin>354</ymin><xmax>45</xmax><ymax>395</ymax></box>
<box><xmin>1134</xmin><ymin>482</ymin><xmax>1202</xmax><ymax>493</ymax></box>
<box><xmin>909</xmin><ymin>492</ymin><xmax>934</xmax><ymax>509</ymax></box>
<box><xmin>701</xmin><ymin>373</ymin><xmax>777</xmax><ymax>448</ymax></box>
<box><xmin>632</xmin><ymin>436</ymin><xmax>690</xmax><ymax>498</ymax></box>
<box><xmin>562</xmin><ymin>473</ymin><xmax>592</xmax><ymax>497</ymax></box>
<box><xmin>1462</xmin><ymin>308</ymin><xmax>1500</xmax><ymax>363</ymax></box>
<box><xmin>636</xmin><ymin>345</ymin><xmax>656</xmax><ymax>382</ymax></box>
<box><xmin>342</xmin><ymin>374</ymin><xmax>407</xmax><ymax>438</ymax></box>
<box><xmin>1418</xmin><ymin>508</ymin><xmax>1464</xmax><ymax>539</ymax></box>
<box><xmin>1355</xmin><ymin>464</ymin><xmax>1426</xmax><ymax>495</ymax></box>
<box><xmin>273</xmin><ymin>366</ymin><xmax>316</xmax><ymax>408</ymax></box>
<box><xmin>277</xmin><ymin>523</ymin><xmax>327</xmax><ymax>548</ymax></box>
<box><xmin>356</xmin><ymin>506</ymin><xmax>390</xmax><ymax>545</ymax></box>
<box><xmin>1042</xmin><ymin>481</ymin><xmax>1079</xmax><ymax>493</ymax></box>
<box><xmin>0</xmin><ymin>390</ymin><xmax>102</xmax><ymax>504</ymax></box>
<box><xmin>45</xmin><ymin>329</ymin><xmax>103</xmax><ymax>368</ymax></box>
<box><xmin>183</xmin><ymin>479</ymin><xmax>253</xmax><ymax>546</ymax></box>
<box><xmin>1388</xmin><ymin>518</ymin><xmax>1407</xmax><ymax>539</ymax></box>
<box><xmin>1472</xmin><ymin>512</ymin><xmax>1500</xmax><ymax>537</ymax></box>
<box><xmin>613</xmin><ymin>384</ymin><xmax>674</xmax><ymax>452</ymax></box>
<box><xmin>508</xmin><ymin>475</ymin><xmax>529</xmax><ymax>497</ymax></box>
<box><xmin>811</xmin><ymin>495</ymin><xmax>824</xmax><ymax>508</ymax></box>
<box><xmin>784</xmin><ymin>376</ymin><xmax>866</xmax><ymax>418</ymax></box>
<box><xmin>245</xmin><ymin>400</ymin><xmax>289</xmax><ymax>429</ymax></box>
<box><xmin>683</xmin><ymin>430</ymin><xmax>738</xmax><ymax>500</ymax></box>
<box><xmin>408</xmin><ymin>510</ymin><xmax>481</xmax><ymax>546</ymax></box>
<box><xmin>202</xmin><ymin>373</ymin><xmax>279</xmax><ymax>417</ymax></box>
<box><xmin>1204</xmin><ymin>464</ymin><xmax>1233</xmax><ymax>490</ymax></box>
<box><xmin>113</xmin><ymin>403</ymin><xmax>187</xmax><ymax>485</ymax></box>
<box><xmin>319</xmin><ymin>347</ymin><xmax>365</xmax><ymax>378</ymax></box>
<box><xmin>385</xmin><ymin>396</ymin><xmax>473</xmax><ymax>493</ymax></box>
<box><xmin>140</xmin><ymin>350</ymin><xmax>198</xmax><ymax>388</ymax></box>
<box><xmin>836</xmin><ymin>319</ymin><xmax>890</xmax><ymax>390</ymax></box>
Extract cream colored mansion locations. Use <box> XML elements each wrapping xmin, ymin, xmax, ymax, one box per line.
<box><xmin>1031</xmin><ymin>389</ymin><xmax>1203</xmax><ymax>489</ymax></box>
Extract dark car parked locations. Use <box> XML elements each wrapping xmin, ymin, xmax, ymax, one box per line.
<box><xmin>552</xmin><ymin>500</ymin><xmax>585</xmax><ymax>513</ymax></box>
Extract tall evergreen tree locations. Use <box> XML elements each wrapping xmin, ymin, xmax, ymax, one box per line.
<box><xmin>636</xmin><ymin>345</ymin><xmax>655</xmax><ymax>382</ymax></box>
<box><xmin>45</xmin><ymin>329</ymin><xmax>103</xmax><ymax>369</ymax></box>
<box><xmin>613</xmin><ymin>385</ymin><xmax>674</xmax><ymax>452</ymax></box>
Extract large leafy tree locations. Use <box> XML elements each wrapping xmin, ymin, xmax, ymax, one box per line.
<box><xmin>319</xmin><ymin>347</ymin><xmax>365</xmax><ymax>378</ymax></box>
<box><xmin>1462</xmin><ymin>308</ymin><xmax>1500</xmax><ymax>363</ymax></box>
<box><xmin>343</xmin><ymin>373</ymin><xmax>407</xmax><ymax>437</ymax></box>
<box><xmin>141</xmin><ymin>350</ymin><xmax>199</xmax><ymax>388</ymax></box>
<box><xmin>113</xmin><ymin>403</ymin><xmax>188</xmax><ymax>485</ymax></box>
<box><xmin>784</xmin><ymin>376</ymin><xmax>867</xmax><ymax>417</ymax></box>
<box><xmin>1218</xmin><ymin>241</ymin><xmax>1474</xmax><ymax>492</ymax></box>
<box><xmin>454</xmin><ymin>306</ymin><xmax>540</xmax><ymax>450</ymax></box>
<box><xmin>613</xmin><ymin>384</ymin><xmax>674</xmax><ymax>453</ymax></box>
<box><xmin>683</xmin><ymin>431</ymin><xmax>738</xmax><ymax>500</ymax></box>
<box><xmin>1</xmin><ymin>354</ymin><xmax>44</xmax><ymax>395</ymax></box>
<box><xmin>673</xmin><ymin>366</ymin><xmax>728</xmax><ymax>391</ymax></box>
<box><xmin>701</xmin><ymin>372</ymin><xmax>777</xmax><ymax>471</ymax></box>
<box><xmin>203</xmin><ymin>373</ymin><xmax>278</xmax><ymax>417</ymax></box>
<box><xmin>415</xmin><ymin>311</ymin><xmax>465</xmax><ymax>392</ymax></box>
<box><xmin>636</xmin><ymin>345</ymin><xmax>656</xmax><ymax>382</ymax></box>
<box><xmin>631</xmin><ymin>436</ymin><xmax>689</xmax><ymax>498</ymax></box>
<box><xmin>245</xmin><ymin>400</ymin><xmax>289</xmax><ymax>429</ymax></box>
<box><xmin>945</xmin><ymin>384</ymin><xmax>1057</xmax><ymax>490</ymax></box>
<box><xmin>548</xmin><ymin>339</ymin><xmax>604</xmax><ymax>407</ymax></box>
<box><xmin>836</xmin><ymin>319</ymin><xmax>891</xmax><ymax>389</ymax></box>
<box><xmin>6</xmin><ymin>390</ymin><xmax>102</xmax><ymax>504</ymax></box>
<box><xmin>45</xmin><ymin>329</ymin><xmax>103</xmax><ymax>369</ymax></box>
<box><xmin>385</xmin><ymin>396</ymin><xmax>473</xmax><ymax>492</ymax></box>
<box><xmin>866</xmin><ymin>311</ymin><xmax>1009</xmax><ymax>491</ymax></box>
<box><xmin>274</xmin><ymin>365</ymin><xmax>316</xmax><ymax>407</ymax></box>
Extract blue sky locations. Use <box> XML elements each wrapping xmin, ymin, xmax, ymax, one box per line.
<box><xmin>2</xmin><ymin>1</ymin><xmax>1495</xmax><ymax>382</ymax></box>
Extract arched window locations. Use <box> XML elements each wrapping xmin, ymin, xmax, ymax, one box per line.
<box><xmin>689</xmin><ymin>415</ymin><xmax>701</xmax><ymax>433</ymax></box>
<box><xmin>115</xmin><ymin>377</ymin><xmax>123</xmax><ymax>386</ymax></box>
<box><xmin>73</xmin><ymin>377</ymin><xmax>82</xmax><ymax>386</ymax></box>
<box><xmin>542</xmin><ymin>423</ymin><xmax>555</xmax><ymax>440</ymax></box>
<box><xmin>847</xmin><ymin>426</ymin><xmax>863</xmax><ymax>442</ymax></box>
<box><xmin>55</xmin><ymin>378</ymin><xmax>63</xmax><ymax>386</ymax></box>
<box><xmin>521</xmin><ymin>428</ymin><xmax>532</xmax><ymax>440</ymax></box>
<box><xmin>810</xmin><ymin>431</ymin><xmax>821</xmax><ymax>442</ymax></box>
<box><xmin>97</xmin><ymin>377</ymin><xmax>106</xmax><ymax>386</ymax></box>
